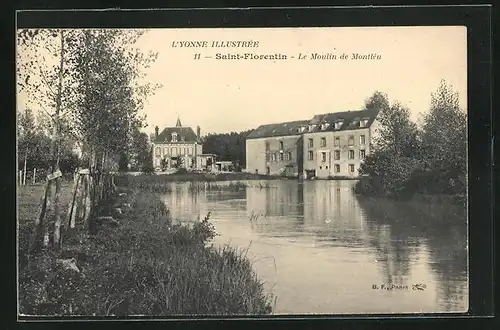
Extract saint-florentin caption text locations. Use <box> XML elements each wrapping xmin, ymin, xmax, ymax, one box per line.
<box><xmin>171</xmin><ymin>40</ymin><xmax>382</xmax><ymax>61</ymax></box>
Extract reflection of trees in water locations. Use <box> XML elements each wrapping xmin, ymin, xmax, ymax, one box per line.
<box><xmin>357</xmin><ymin>196</ymin><xmax>468</xmax><ymax>311</ymax></box>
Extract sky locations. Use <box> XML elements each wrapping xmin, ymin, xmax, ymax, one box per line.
<box><xmin>18</xmin><ymin>26</ymin><xmax>467</xmax><ymax>136</ymax></box>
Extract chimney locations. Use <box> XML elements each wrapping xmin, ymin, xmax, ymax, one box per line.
<box><xmin>155</xmin><ymin>126</ymin><xmax>159</xmax><ymax>137</ymax></box>
<box><xmin>196</xmin><ymin>125</ymin><xmax>201</xmax><ymax>139</ymax></box>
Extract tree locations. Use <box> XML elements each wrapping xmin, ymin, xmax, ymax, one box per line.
<box><xmin>202</xmin><ymin>130</ymin><xmax>253</xmax><ymax>167</ymax></box>
<box><xmin>17</xmin><ymin>28</ymin><xmax>161</xmax><ymax>250</ymax></box>
<box><xmin>420</xmin><ymin>80</ymin><xmax>467</xmax><ymax>194</ymax></box>
<box><xmin>364</xmin><ymin>90</ymin><xmax>390</xmax><ymax>112</ymax></box>
<box><xmin>130</xmin><ymin>128</ymin><xmax>152</xmax><ymax>171</ymax></box>
<box><xmin>358</xmin><ymin>92</ymin><xmax>421</xmax><ymax>196</ymax></box>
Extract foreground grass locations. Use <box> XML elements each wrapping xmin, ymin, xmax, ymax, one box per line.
<box><xmin>18</xmin><ymin>186</ymin><xmax>273</xmax><ymax>316</ymax></box>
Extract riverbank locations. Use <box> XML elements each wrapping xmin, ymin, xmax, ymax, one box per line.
<box><xmin>353</xmin><ymin>176</ymin><xmax>466</xmax><ymax>206</ymax></box>
<box><xmin>18</xmin><ymin>185</ymin><xmax>273</xmax><ymax>316</ymax></box>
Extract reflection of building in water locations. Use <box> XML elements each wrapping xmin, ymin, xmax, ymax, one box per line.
<box><xmin>302</xmin><ymin>181</ymin><xmax>365</xmax><ymax>229</ymax></box>
<box><xmin>245</xmin><ymin>181</ymin><xmax>304</xmax><ymax>234</ymax></box>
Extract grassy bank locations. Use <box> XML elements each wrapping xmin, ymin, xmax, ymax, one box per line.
<box><xmin>18</xmin><ymin>185</ymin><xmax>273</xmax><ymax>316</ymax></box>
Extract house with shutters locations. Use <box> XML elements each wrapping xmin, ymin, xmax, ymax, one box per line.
<box><xmin>245</xmin><ymin>108</ymin><xmax>381</xmax><ymax>179</ymax></box>
<box><xmin>152</xmin><ymin>118</ymin><xmax>216</xmax><ymax>171</ymax></box>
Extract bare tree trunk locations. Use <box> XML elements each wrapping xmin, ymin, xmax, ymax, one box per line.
<box><xmin>51</xmin><ymin>30</ymin><xmax>66</xmax><ymax>248</ymax></box>
<box><xmin>33</xmin><ymin>168</ymin><xmax>36</xmax><ymax>185</ymax></box>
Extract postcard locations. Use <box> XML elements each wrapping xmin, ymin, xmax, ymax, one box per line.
<box><xmin>17</xmin><ymin>22</ymin><xmax>469</xmax><ymax>317</ymax></box>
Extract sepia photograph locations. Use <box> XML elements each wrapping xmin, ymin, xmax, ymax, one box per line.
<box><xmin>17</xmin><ymin>22</ymin><xmax>469</xmax><ymax>317</ymax></box>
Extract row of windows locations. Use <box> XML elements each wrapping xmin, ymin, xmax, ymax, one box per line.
<box><xmin>318</xmin><ymin>164</ymin><xmax>357</xmax><ymax>173</ymax></box>
<box><xmin>308</xmin><ymin>135</ymin><xmax>366</xmax><ymax>148</ymax></box>
<box><xmin>308</xmin><ymin>149</ymin><xmax>366</xmax><ymax>161</ymax></box>
<box><xmin>155</xmin><ymin>146</ymin><xmax>194</xmax><ymax>157</ymax></box>
<box><xmin>266</xmin><ymin>151</ymin><xmax>293</xmax><ymax>162</ymax></box>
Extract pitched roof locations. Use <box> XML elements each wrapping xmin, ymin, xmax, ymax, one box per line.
<box><xmin>246</xmin><ymin>120</ymin><xmax>310</xmax><ymax>139</ymax></box>
<box><xmin>246</xmin><ymin>108</ymin><xmax>379</xmax><ymax>139</ymax></box>
<box><xmin>306</xmin><ymin>108</ymin><xmax>379</xmax><ymax>133</ymax></box>
<box><xmin>155</xmin><ymin>126</ymin><xmax>199</xmax><ymax>143</ymax></box>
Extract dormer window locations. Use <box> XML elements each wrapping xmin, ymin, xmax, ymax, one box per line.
<box><xmin>308</xmin><ymin>124</ymin><xmax>317</xmax><ymax>132</ymax></box>
<box><xmin>359</xmin><ymin>119</ymin><xmax>369</xmax><ymax>127</ymax></box>
<box><xmin>299</xmin><ymin>126</ymin><xmax>307</xmax><ymax>133</ymax></box>
<box><xmin>321</xmin><ymin>122</ymin><xmax>330</xmax><ymax>130</ymax></box>
<box><xmin>334</xmin><ymin>121</ymin><xmax>343</xmax><ymax>129</ymax></box>
<box><xmin>172</xmin><ymin>132</ymin><xmax>178</xmax><ymax>142</ymax></box>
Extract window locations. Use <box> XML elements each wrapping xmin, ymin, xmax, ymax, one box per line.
<box><xmin>360</xmin><ymin>149</ymin><xmax>366</xmax><ymax>159</ymax></box>
<box><xmin>321</xmin><ymin>122</ymin><xmax>330</xmax><ymax>130</ymax></box>
<box><xmin>188</xmin><ymin>147</ymin><xmax>193</xmax><ymax>155</ymax></box>
<box><xmin>334</xmin><ymin>137</ymin><xmax>340</xmax><ymax>147</ymax></box>
<box><xmin>155</xmin><ymin>147</ymin><xmax>161</xmax><ymax>156</ymax></box>
<box><xmin>172</xmin><ymin>132</ymin><xmax>178</xmax><ymax>142</ymax></box>
<box><xmin>320</xmin><ymin>137</ymin><xmax>326</xmax><ymax>147</ymax></box>
<box><xmin>266</xmin><ymin>153</ymin><xmax>270</xmax><ymax>162</ymax></box>
<box><xmin>334</xmin><ymin>150</ymin><xmax>340</xmax><ymax>160</ymax></box>
<box><xmin>334</xmin><ymin>121</ymin><xmax>343</xmax><ymax>129</ymax></box>
<box><xmin>326</xmin><ymin>166</ymin><xmax>329</xmax><ymax>170</ymax></box>
<box><xmin>308</xmin><ymin>138</ymin><xmax>314</xmax><ymax>148</ymax></box>
<box><xmin>349</xmin><ymin>164</ymin><xmax>355</xmax><ymax>173</ymax></box>
<box><xmin>171</xmin><ymin>147</ymin><xmax>178</xmax><ymax>156</ymax></box>
<box><xmin>180</xmin><ymin>147</ymin><xmax>185</xmax><ymax>155</ymax></box>
<box><xmin>164</xmin><ymin>147</ymin><xmax>169</xmax><ymax>155</ymax></box>
<box><xmin>287</xmin><ymin>152</ymin><xmax>292</xmax><ymax>161</ymax></box>
<box><xmin>348</xmin><ymin>136</ymin><xmax>354</xmax><ymax>146</ymax></box>
<box><xmin>360</xmin><ymin>135</ymin><xmax>366</xmax><ymax>145</ymax></box>
<box><xmin>272</xmin><ymin>153</ymin><xmax>276</xmax><ymax>162</ymax></box>
<box><xmin>321</xmin><ymin>152</ymin><xmax>327</xmax><ymax>162</ymax></box>
<box><xmin>279</xmin><ymin>141</ymin><xmax>284</xmax><ymax>150</ymax></box>
<box><xmin>335</xmin><ymin>164</ymin><xmax>340</xmax><ymax>173</ymax></box>
<box><xmin>279</xmin><ymin>153</ymin><xmax>284</xmax><ymax>161</ymax></box>
<box><xmin>308</xmin><ymin>151</ymin><xmax>314</xmax><ymax>160</ymax></box>
<box><xmin>349</xmin><ymin>150</ymin><xmax>355</xmax><ymax>160</ymax></box>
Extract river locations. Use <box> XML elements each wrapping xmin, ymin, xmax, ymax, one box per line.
<box><xmin>161</xmin><ymin>179</ymin><xmax>468</xmax><ymax>315</ymax></box>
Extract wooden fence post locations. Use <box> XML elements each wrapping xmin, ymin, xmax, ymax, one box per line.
<box><xmin>19</xmin><ymin>170</ymin><xmax>22</xmax><ymax>186</ymax></box>
<box><xmin>29</xmin><ymin>179</ymin><xmax>51</xmax><ymax>253</ymax></box>
<box><xmin>23</xmin><ymin>156</ymin><xmax>27</xmax><ymax>186</ymax></box>
<box><xmin>33</xmin><ymin>168</ymin><xmax>36</xmax><ymax>185</ymax></box>
<box><xmin>53</xmin><ymin>174</ymin><xmax>63</xmax><ymax>249</ymax></box>
<box><xmin>84</xmin><ymin>174</ymin><xmax>92</xmax><ymax>231</ymax></box>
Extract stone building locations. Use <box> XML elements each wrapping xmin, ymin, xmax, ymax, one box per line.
<box><xmin>245</xmin><ymin>108</ymin><xmax>380</xmax><ymax>179</ymax></box>
<box><xmin>245</xmin><ymin>120</ymin><xmax>309</xmax><ymax>176</ymax></box>
<box><xmin>152</xmin><ymin>118</ymin><xmax>206</xmax><ymax>170</ymax></box>
<box><xmin>302</xmin><ymin>108</ymin><xmax>380</xmax><ymax>179</ymax></box>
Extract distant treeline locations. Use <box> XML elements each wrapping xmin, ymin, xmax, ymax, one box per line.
<box><xmin>355</xmin><ymin>80</ymin><xmax>467</xmax><ymax>198</ymax></box>
<box><xmin>202</xmin><ymin>130</ymin><xmax>253</xmax><ymax>169</ymax></box>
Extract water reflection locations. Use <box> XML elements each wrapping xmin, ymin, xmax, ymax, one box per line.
<box><xmin>161</xmin><ymin>180</ymin><xmax>468</xmax><ymax>313</ymax></box>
